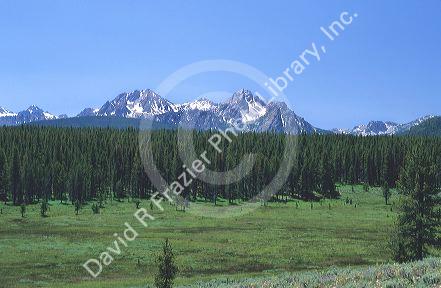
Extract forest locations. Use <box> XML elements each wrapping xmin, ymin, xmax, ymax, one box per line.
<box><xmin>0</xmin><ymin>125</ymin><xmax>440</xmax><ymax>206</ymax></box>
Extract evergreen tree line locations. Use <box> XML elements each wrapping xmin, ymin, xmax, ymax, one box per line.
<box><xmin>0</xmin><ymin>126</ymin><xmax>440</xmax><ymax>206</ymax></box>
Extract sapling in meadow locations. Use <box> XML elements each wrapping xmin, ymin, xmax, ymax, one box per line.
<box><xmin>155</xmin><ymin>239</ymin><xmax>178</xmax><ymax>288</ymax></box>
<box><xmin>75</xmin><ymin>200</ymin><xmax>81</xmax><ymax>215</ymax></box>
<box><xmin>382</xmin><ymin>182</ymin><xmax>391</xmax><ymax>205</ymax></box>
<box><xmin>20</xmin><ymin>204</ymin><xmax>26</xmax><ymax>218</ymax></box>
<box><xmin>91</xmin><ymin>203</ymin><xmax>100</xmax><ymax>214</ymax></box>
<box><xmin>40</xmin><ymin>200</ymin><xmax>49</xmax><ymax>217</ymax></box>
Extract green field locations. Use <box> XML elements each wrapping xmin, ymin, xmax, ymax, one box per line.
<box><xmin>0</xmin><ymin>185</ymin><xmax>402</xmax><ymax>288</ymax></box>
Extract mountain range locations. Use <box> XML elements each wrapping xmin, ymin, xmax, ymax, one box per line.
<box><xmin>0</xmin><ymin>89</ymin><xmax>439</xmax><ymax>136</ymax></box>
<box><xmin>332</xmin><ymin>115</ymin><xmax>436</xmax><ymax>136</ymax></box>
<box><xmin>0</xmin><ymin>105</ymin><xmax>66</xmax><ymax>126</ymax></box>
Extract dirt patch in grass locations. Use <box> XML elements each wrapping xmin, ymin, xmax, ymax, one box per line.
<box><xmin>324</xmin><ymin>256</ymin><xmax>370</xmax><ymax>266</ymax></box>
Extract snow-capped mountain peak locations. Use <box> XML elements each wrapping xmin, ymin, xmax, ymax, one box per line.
<box><xmin>24</xmin><ymin>105</ymin><xmax>55</xmax><ymax>119</ymax></box>
<box><xmin>18</xmin><ymin>106</ymin><xmax>56</xmax><ymax>123</ymax></box>
<box><xmin>78</xmin><ymin>108</ymin><xmax>100</xmax><ymax>117</ymax></box>
<box><xmin>221</xmin><ymin>89</ymin><xmax>268</xmax><ymax>124</ymax></box>
<box><xmin>0</xmin><ymin>107</ymin><xmax>17</xmax><ymax>117</ymax></box>
<box><xmin>27</xmin><ymin>105</ymin><xmax>41</xmax><ymax>112</ymax></box>
<box><xmin>351</xmin><ymin>120</ymin><xmax>399</xmax><ymax>136</ymax></box>
<box><xmin>227</xmin><ymin>89</ymin><xmax>266</xmax><ymax>106</ymax></box>
<box><xmin>96</xmin><ymin>89</ymin><xmax>178</xmax><ymax>118</ymax></box>
<box><xmin>0</xmin><ymin>105</ymin><xmax>57</xmax><ymax>125</ymax></box>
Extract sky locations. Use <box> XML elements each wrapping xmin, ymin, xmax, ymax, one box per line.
<box><xmin>0</xmin><ymin>0</ymin><xmax>440</xmax><ymax>129</ymax></box>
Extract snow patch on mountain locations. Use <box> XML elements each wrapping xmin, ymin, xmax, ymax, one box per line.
<box><xmin>43</xmin><ymin>112</ymin><xmax>56</xmax><ymax>120</ymax></box>
<box><xmin>177</xmin><ymin>99</ymin><xmax>216</xmax><ymax>111</ymax></box>
<box><xmin>240</xmin><ymin>98</ymin><xmax>267</xmax><ymax>123</ymax></box>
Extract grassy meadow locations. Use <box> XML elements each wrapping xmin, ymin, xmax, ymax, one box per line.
<box><xmin>0</xmin><ymin>185</ymin><xmax>403</xmax><ymax>287</ymax></box>
<box><xmin>185</xmin><ymin>258</ymin><xmax>441</xmax><ymax>287</ymax></box>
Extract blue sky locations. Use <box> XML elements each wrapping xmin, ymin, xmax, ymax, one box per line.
<box><xmin>0</xmin><ymin>0</ymin><xmax>440</xmax><ymax>129</ymax></box>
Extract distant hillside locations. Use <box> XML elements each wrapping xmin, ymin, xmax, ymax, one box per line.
<box><xmin>333</xmin><ymin>115</ymin><xmax>437</xmax><ymax>136</ymax></box>
<box><xmin>405</xmin><ymin>116</ymin><xmax>441</xmax><ymax>136</ymax></box>
<box><xmin>28</xmin><ymin>116</ymin><xmax>172</xmax><ymax>130</ymax></box>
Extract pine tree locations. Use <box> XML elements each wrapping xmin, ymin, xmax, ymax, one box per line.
<box><xmin>11</xmin><ymin>149</ymin><xmax>22</xmax><ymax>205</ymax></box>
<box><xmin>297</xmin><ymin>155</ymin><xmax>316</xmax><ymax>200</ymax></box>
<box><xmin>393</xmin><ymin>148</ymin><xmax>441</xmax><ymax>262</ymax></box>
<box><xmin>0</xmin><ymin>150</ymin><xmax>8</xmax><ymax>203</ymax></box>
<box><xmin>382</xmin><ymin>182</ymin><xmax>391</xmax><ymax>205</ymax></box>
<box><xmin>319</xmin><ymin>152</ymin><xmax>339</xmax><ymax>199</ymax></box>
<box><xmin>154</xmin><ymin>239</ymin><xmax>178</xmax><ymax>288</ymax></box>
<box><xmin>115</xmin><ymin>179</ymin><xmax>125</xmax><ymax>201</ymax></box>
